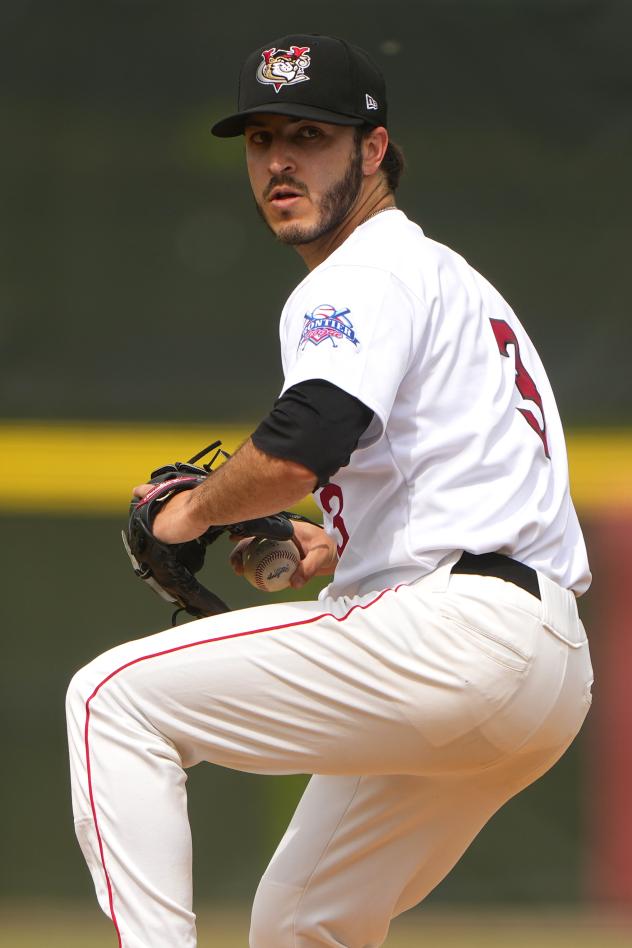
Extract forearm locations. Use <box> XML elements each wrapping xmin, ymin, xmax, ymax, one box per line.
<box><xmin>152</xmin><ymin>438</ymin><xmax>318</xmax><ymax>543</ymax></box>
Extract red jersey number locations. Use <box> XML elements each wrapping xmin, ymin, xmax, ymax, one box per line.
<box><xmin>490</xmin><ymin>318</ymin><xmax>550</xmax><ymax>458</ymax></box>
<box><xmin>320</xmin><ymin>484</ymin><xmax>350</xmax><ymax>556</ymax></box>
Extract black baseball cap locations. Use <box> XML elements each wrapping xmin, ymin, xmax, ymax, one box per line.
<box><xmin>211</xmin><ymin>34</ymin><xmax>387</xmax><ymax>137</ymax></box>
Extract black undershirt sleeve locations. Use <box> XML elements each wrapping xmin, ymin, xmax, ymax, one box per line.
<box><xmin>251</xmin><ymin>379</ymin><xmax>374</xmax><ymax>489</ymax></box>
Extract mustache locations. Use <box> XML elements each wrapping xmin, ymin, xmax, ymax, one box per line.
<box><xmin>263</xmin><ymin>174</ymin><xmax>309</xmax><ymax>200</ymax></box>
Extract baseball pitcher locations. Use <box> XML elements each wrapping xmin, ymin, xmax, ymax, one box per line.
<box><xmin>66</xmin><ymin>34</ymin><xmax>593</xmax><ymax>948</ymax></box>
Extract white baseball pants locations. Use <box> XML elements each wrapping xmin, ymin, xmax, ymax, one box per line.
<box><xmin>66</xmin><ymin>557</ymin><xmax>592</xmax><ymax>948</ymax></box>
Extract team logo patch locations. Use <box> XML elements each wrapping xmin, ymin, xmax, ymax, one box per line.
<box><xmin>257</xmin><ymin>46</ymin><xmax>311</xmax><ymax>94</ymax></box>
<box><xmin>298</xmin><ymin>304</ymin><xmax>360</xmax><ymax>350</ymax></box>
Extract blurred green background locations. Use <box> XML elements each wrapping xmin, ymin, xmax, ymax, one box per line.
<box><xmin>1</xmin><ymin>0</ymin><xmax>630</xmax><ymax>935</ymax></box>
<box><xmin>2</xmin><ymin>0</ymin><xmax>630</xmax><ymax>423</ymax></box>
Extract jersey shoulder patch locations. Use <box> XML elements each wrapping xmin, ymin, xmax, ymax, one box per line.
<box><xmin>298</xmin><ymin>304</ymin><xmax>360</xmax><ymax>351</ymax></box>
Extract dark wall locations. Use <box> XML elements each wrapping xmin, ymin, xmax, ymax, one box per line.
<box><xmin>2</xmin><ymin>0</ymin><xmax>630</xmax><ymax>425</ymax></box>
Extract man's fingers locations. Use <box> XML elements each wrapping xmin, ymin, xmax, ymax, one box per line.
<box><xmin>290</xmin><ymin>547</ymin><xmax>323</xmax><ymax>588</ymax></box>
<box><xmin>290</xmin><ymin>531</ymin><xmax>306</xmax><ymax>559</ymax></box>
<box><xmin>229</xmin><ymin>537</ymin><xmax>255</xmax><ymax>575</ymax></box>
<box><xmin>132</xmin><ymin>483</ymin><xmax>154</xmax><ymax>499</ymax></box>
<box><xmin>290</xmin><ymin>562</ymin><xmax>309</xmax><ymax>589</ymax></box>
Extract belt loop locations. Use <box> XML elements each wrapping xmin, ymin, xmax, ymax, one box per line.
<box><xmin>409</xmin><ymin>550</ymin><xmax>462</xmax><ymax>594</ymax></box>
<box><xmin>538</xmin><ymin>572</ymin><xmax>584</xmax><ymax>648</ymax></box>
<box><xmin>431</xmin><ymin>550</ymin><xmax>463</xmax><ymax>592</ymax></box>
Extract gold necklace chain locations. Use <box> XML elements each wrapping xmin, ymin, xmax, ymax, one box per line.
<box><xmin>360</xmin><ymin>205</ymin><xmax>397</xmax><ymax>226</ymax></box>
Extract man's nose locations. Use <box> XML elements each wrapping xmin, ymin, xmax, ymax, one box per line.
<box><xmin>268</xmin><ymin>145</ymin><xmax>296</xmax><ymax>177</ymax></box>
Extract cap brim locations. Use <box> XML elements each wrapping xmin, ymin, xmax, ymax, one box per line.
<box><xmin>211</xmin><ymin>103</ymin><xmax>366</xmax><ymax>138</ymax></box>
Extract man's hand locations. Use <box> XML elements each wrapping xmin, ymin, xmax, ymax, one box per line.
<box><xmin>230</xmin><ymin>520</ymin><xmax>337</xmax><ymax>590</ymax></box>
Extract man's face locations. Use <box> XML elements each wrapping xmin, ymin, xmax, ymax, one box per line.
<box><xmin>245</xmin><ymin>115</ymin><xmax>364</xmax><ymax>245</ymax></box>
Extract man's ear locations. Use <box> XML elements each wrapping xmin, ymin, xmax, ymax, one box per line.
<box><xmin>362</xmin><ymin>126</ymin><xmax>389</xmax><ymax>176</ymax></box>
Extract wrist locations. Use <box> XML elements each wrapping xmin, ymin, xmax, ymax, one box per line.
<box><xmin>153</xmin><ymin>489</ymin><xmax>210</xmax><ymax>544</ymax></box>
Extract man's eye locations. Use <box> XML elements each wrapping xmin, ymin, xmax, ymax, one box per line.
<box><xmin>299</xmin><ymin>126</ymin><xmax>321</xmax><ymax>139</ymax></box>
<box><xmin>248</xmin><ymin>132</ymin><xmax>269</xmax><ymax>145</ymax></box>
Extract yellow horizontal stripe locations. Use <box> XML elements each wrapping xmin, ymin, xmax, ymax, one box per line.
<box><xmin>0</xmin><ymin>421</ymin><xmax>630</xmax><ymax>515</ymax></box>
<box><xmin>0</xmin><ymin>421</ymin><xmax>320</xmax><ymax>517</ymax></box>
<box><xmin>566</xmin><ymin>429</ymin><xmax>632</xmax><ymax>511</ymax></box>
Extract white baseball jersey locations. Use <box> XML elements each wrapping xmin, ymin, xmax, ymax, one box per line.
<box><xmin>280</xmin><ymin>209</ymin><xmax>590</xmax><ymax>598</ymax></box>
<box><xmin>68</xmin><ymin>216</ymin><xmax>594</xmax><ymax>948</ymax></box>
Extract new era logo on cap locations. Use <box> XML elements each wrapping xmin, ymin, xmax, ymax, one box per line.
<box><xmin>365</xmin><ymin>94</ymin><xmax>378</xmax><ymax>110</ymax></box>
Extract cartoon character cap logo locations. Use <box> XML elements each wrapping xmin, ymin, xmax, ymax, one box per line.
<box><xmin>256</xmin><ymin>45</ymin><xmax>311</xmax><ymax>94</ymax></box>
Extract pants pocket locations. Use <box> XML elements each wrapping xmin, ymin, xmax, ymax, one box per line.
<box><xmin>439</xmin><ymin>610</ymin><xmax>531</xmax><ymax>673</ymax></box>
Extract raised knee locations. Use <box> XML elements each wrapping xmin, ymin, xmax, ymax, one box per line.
<box><xmin>66</xmin><ymin>663</ymin><xmax>93</xmax><ymax>720</ymax></box>
<box><xmin>65</xmin><ymin>653</ymin><xmax>112</xmax><ymax>726</ymax></box>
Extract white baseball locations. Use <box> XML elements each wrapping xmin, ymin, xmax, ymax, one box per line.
<box><xmin>242</xmin><ymin>538</ymin><xmax>300</xmax><ymax>592</ymax></box>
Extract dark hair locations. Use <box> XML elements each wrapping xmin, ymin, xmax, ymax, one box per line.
<box><xmin>355</xmin><ymin>125</ymin><xmax>405</xmax><ymax>192</ymax></box>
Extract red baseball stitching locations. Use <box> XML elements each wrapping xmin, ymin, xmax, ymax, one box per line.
<box><xmin>253</xmin><ymin>548</ymin><xmax>300</xmax><ymax>589</ymax></box>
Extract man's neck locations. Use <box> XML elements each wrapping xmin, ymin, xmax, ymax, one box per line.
<box><xmin>295</xmin><ymin>183</ymin><xmax>396</xmax><ymax>271</ymax></box>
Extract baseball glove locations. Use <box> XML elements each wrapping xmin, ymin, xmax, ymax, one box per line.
<box><xmin>122</xmin><ymin>441</ymin><xmax>314</xmax><ymax>623</ymax></box>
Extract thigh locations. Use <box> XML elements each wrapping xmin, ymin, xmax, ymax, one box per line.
<box><xmin>73</xmin><ymin>575</ymin><xmax>580</xmax><ymax>780</ymax></box>
<box><xmin>73</xmin><ymin>590</ymin><xmax>440</xmax><ymax>776</ymax></box>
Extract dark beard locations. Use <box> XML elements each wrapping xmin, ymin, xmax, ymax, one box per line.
<box><xmin>255</xmin><ymin>142</ymin><xmax>364</xmax><ymax>246</ymax></box>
